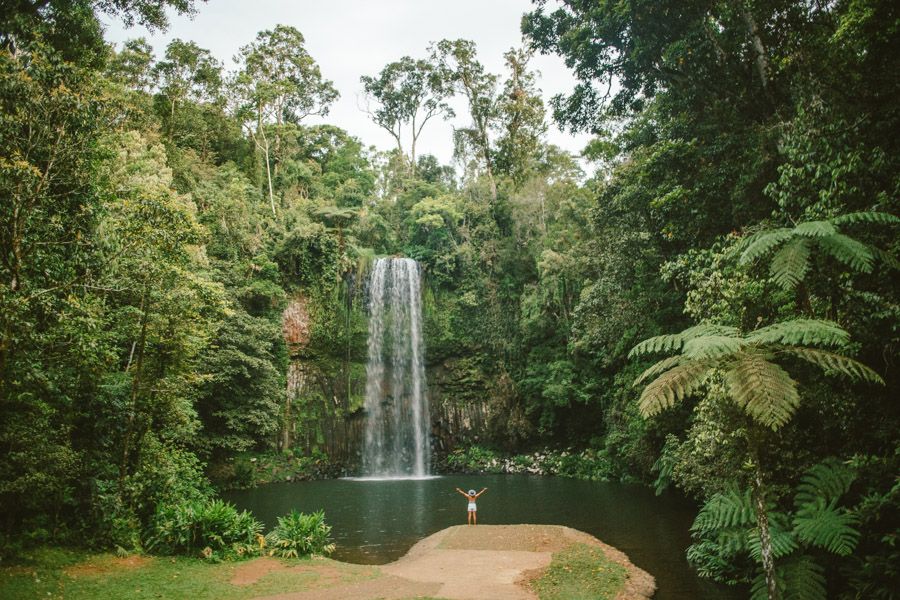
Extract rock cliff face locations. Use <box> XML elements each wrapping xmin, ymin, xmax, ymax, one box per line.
<box><xmin>281</xmin><ymin>294</ymin><xmax>312</xmax><ymax>452</ymax></box>
<box><xmin>281</xmin><ymin>281</ymin><xmax>505</xmax><ymax>472</ymax></box>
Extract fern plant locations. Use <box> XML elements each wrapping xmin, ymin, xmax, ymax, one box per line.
<box><xmin>630</xmin><ymin>319</ymin><xmax>882</xmax><ymax>431</ymax></box>
<box><xmin>688</xmin><ymin>459</ymin><xmax>859</xmax><ymax>600</ymax></box>
<box><xmin>737</xmin><ymin>211</ymin><xmax>898</xmax><ymax>290</ymax></box>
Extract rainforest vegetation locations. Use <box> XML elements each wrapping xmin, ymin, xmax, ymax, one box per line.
<box><xmin>0</xmin><ymin>0</ymin><xmax>897</xmax><ymax>598</ymax></box>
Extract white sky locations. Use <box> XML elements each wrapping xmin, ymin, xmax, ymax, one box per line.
<box><xmin>101</xmin><ymin>0</ymin><xmax>591</xmax><ymax>166</ymax></box>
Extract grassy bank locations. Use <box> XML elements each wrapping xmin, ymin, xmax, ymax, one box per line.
<box><xmin>0</xmin><ymin>548</ymin><xmax>376</xmax><ymax>600</ymax></box>
<box><xmin>1</xmin><ymin>526</ymin><xmax>643</xmax><ymax>600</ymax></box>
<box><xmin>530</xmin><ymin>543</ymin><xmax>627</xmax><ymax>600</ymax></box>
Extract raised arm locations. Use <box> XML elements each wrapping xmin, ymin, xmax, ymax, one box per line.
<box><xmin>475</xmin><ymin>487</ymin><xmax>488</xmax><ymax>498</ymax></box>
<box><xmin>455</xmin><ymin>487</ymin><xmax>468</xmax><ymax>497</ymax></box>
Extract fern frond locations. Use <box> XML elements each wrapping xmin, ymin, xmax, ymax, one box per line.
<box><xmin>746</xmin><ymin>319</ymin><xmax>849</xmax><ymax>348</ymax></box>
<box><xmin>794</xmin><ymin>220</ymin><xmax>837</xmax><ymax>238</ymax></box>
<box><xmin>747</xmin><ymin>512</ymin><xmax>798</xmax><ymax>561</ymax></box>
<box><xmin>831</xmin><ymin>211</ymin><xmax>900</xmax><ymax>226</ymax></box>
<box><xmin>872</xmin><ymin>246</ymin><xmax>900</xmax><ymax>271</ymax></box>
<box><xmin>634</xmin><ymin>355</ymin><xmax>682</xmax><ymax>385</ymax></box>
<box><xmin>682</xmin><ymin>335</ymin><xmax>744</xmax><ymax>359</ymax></box>
<box><xmin>793</xmin><ymin>499</ymin><xmax>859</xmax><ymax>555</ymax></box>
<box><xmin>691</xmin><ymin>488</ymin><xmax>755</xmax><ymax>533</ymax></box>
<box><xmin>724</xmin><ymin>353</ymin><xmax>800</xmax><ymax>430</ymax></box>
<box><xmin>781</xmin><ymin>555</ymin><xmax>827</xmax><ymax>600</ymax></box>
<box><xmin>751</xmin><ymin>556</ymin><xmax>828</xmax><ymax>600</ymax></box>
<box><xmin>628</xmin><ymin>323</ymin><xmax>738</xmax><ymax>358</ymax></box>
<box><xmin>638</xmin><ymin>361</ymin><xmax>711</xmax><ymax>417</ymax></box>
<box><xmin>770</xmin><ymin>238</ymin><xmax>811</xmax><ymax>289</ymax></box>
<box><xmin>782</xmin><ymin>347</ymin><xmax>884</xmax><ymax>384</ymax></box>
<box><xmin>794</xmin><ymin>458</ymin><xmax>856</xmax><ymax>507</ymax></box>
<box><xmin>818</xmin><ymin>233</ymin><xmax>874</xmax><ymax>273</ymax></box>
<box><xmin>739</xmin><ymin>228</ymin><xmax>793</xmax><ymax>264</ymax></box>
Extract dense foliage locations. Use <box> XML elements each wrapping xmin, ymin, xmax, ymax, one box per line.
<box><xmin>0</xmin><ymin>0</ymin><xmax>897</xmax><ymax>597</ymax></box>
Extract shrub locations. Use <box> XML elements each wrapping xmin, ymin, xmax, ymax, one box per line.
<box><xmin>145</xmin><ymin>499</ymin><xmax>263</xmax><ymax>560</ymax></box>
<box><xmin>265</xmin><ymin>510</ymin><xmax>335</xmax><ymax>558</ymax></box>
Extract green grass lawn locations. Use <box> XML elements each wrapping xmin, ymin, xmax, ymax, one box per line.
<box><xmin>530</xmin><ymin>543</ymin><xmax>628</xmax><ymax>600</ymax></box>
<box><xmin>0</xmin><ymin>547</ymin><xmax>378</xmax><ymax>600</ymax></box>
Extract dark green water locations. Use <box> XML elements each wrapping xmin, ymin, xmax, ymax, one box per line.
<box><xmin>225</xmin><ymin>474</ymin><xmax>741</xmax><ymax>600</ymax></box>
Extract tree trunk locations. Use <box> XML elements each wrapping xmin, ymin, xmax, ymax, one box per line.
<box><xmin>120</xmin><ymin>284</ymin><xmax>150</xmax><ymax>489</ymax></box>
<box><xmin>741</xmin><ymin>6</ymin><xmax>770</xmax><ymax>91</ymax></box>
<box><xmin>752</xmin><ymin>460</ymin><xmax>780</xmax><ymax>600</ymax></box>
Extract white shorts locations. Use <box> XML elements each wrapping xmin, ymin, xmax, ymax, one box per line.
<box><xmin>468</xmin><ymin>503</ymin><xmax>477</xmax><ymax>512</ymax></box>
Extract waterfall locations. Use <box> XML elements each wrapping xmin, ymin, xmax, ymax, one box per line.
<box><xmin>362</xmin><ymin>257</ymin><xmax>430</xmax><ymax>477</ymax></box>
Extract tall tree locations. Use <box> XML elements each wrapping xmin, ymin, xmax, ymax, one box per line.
<box><xmin>232</xmin><ymin>25</ymin><xmax>338</xmax><ymax>216</ymax></box>
<box><xmin>433</xmin><ymin>39</ymin><xmax>499</xmax><ymax>200</ymax></box>
<box><xmin>153</xmin><ymin>38</ymin><xmax>222</xmax><ymax>129</ymax></box>
<box><xmin>494</xmin><ymin>48</ymin><xmax>546</xmax><ymax>186</ymax></box>
<box><xmin>361</xmin><ymin>55</ymin><xmax>454</xmax><ymax>175</ymax></box>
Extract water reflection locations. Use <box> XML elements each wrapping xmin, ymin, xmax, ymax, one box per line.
<box><xmin>225</xmin><ymin>474</ymin><xmax>742</xmax><ymax>600</ymax></box>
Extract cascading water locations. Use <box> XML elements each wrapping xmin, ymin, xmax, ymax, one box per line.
<box><xmin>361</xmin><ymin>257</ymin><xmax>430</xmax><ymax>477</ymax></box>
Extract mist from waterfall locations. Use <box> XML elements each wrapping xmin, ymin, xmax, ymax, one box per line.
<box><xmin>361</xmin><ymin>257</ymin><xmax>430</xmax><ymax>477</ymax></box>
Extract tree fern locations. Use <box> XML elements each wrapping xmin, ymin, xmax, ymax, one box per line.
<box><xmin>748</xmin><ymin>513</ymin><xmax>798</xmax><ymax>561</ymax></box>
<box><xmin>793</xmin><ymin>499</ymin><xmax>859</xmax><ymax>555</ymax></box>
<box><xmin>769</xmin><ymin>238</ymin><xmax>810</xmax><ymax>290</ymax></box>
<box><xmin>682</xmin><ymin>334</ymin><xmax>744</xmax><ymax>359</ymax></box>
<box><xmin>739</xmin><ymin>228</ymin><xmax>794</xmax><ymax>264</ymax></box>
<box><xmin>628</xmin><ymin>323</ymin><xmax>739</xmax><ymax>358</ymax></box>
<box><xmin>782</xmin><ymin>347</ymin><xmax>884</xmax><ymax>384</ymax></box>
<box><xmin>793</xmin><ymin>220</ymin><xmax>836</xmax><ymax>238</ymax></box>
<box><xmin>794</xmin><ymin>459</ymin><xmax>856</xmax><ymax>506</ymax></box>
<box><xmin>792</xmin><ymin>459</ymin><xmax>859</xmax><ymax>556</ymax></box>
<box><xmin>724</xmin><ymin>353</ymin><xmax>800</xmax><ymax>430</ymax></box>
<box><xmin>738</xmin><ymin>212</ymin><xmax>896</xmax><ymax>290</ymax></box>
<box><xmin>746</xmin><ymin>319</ymin><xmax>849</xmax><ymax>348</ymax></box>
<box><xmin>750</xmin><ymin>555</ymin><xmax>827</xmax><ymax>600</ymax></box>
<box><xmin>831</xmin><ymin>211</ymin><xmax>899</xmax><ymax>225</ymax></box>
<box><xmin>691</xmin><ymin>488</ymin><xmax>755</xmax><ymax>533</ymax></box>
<box><xmin>634</xmin><ymin>355</ymin><xmax>682</xmax><ymax>385</ymax></box>
<box><xmin>817</xmin><ymin>233</ymin><xmax>874</xmax><ymax>272</ymax></box>
<box><xmin>637</xmin><ymin>360</ymin><xmax>712</xmax><ymax>417</ymax></box>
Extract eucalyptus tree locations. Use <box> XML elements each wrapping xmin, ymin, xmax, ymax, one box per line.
<box><xmin>433</xmin><ymin>39</ymin><xmax>499</xmax><ymax>200</ymax></box>
<box><xmin>153</xmin><ymin>39</ymin><xmax>222</xmax><ymax>126</ymax></box>
<box><xmin>232</xmin><ymin>25</ymin><xmax>338</xmax><ymax>216</ymax></box>
<box><xmin>494</xmin><ymin>49</ymin><xmax>546</xmax><ymax>186</ymax></box>
<box><xmin>108</xmin><ymin>38</ymin><xmax>157</xmax><ymax>92</ymax></box>
<box><xmin>361</xmin><ymin>55</ymin><xmax>454</xmax><ymax>175</ymax></box>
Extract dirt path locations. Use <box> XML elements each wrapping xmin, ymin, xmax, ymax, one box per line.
<box><xmin>252</xmin><ymin>524</ymin><xmax>655</xmax><ymax>600</ymax></box>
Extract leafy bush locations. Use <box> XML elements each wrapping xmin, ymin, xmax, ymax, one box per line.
<box><xmin>145</xmin><ymin>499</ymin><xmax>263</xmax><ymax>560</ymax></box>
<box><xmin>265</xmin><ymin>510</ymin><xmax>335</xmax><ymax>558</ymax></box>
<box><xmin>687</xmin><ymin>459</ymin><xmax>860</xmax><ymax>598</ymax></box>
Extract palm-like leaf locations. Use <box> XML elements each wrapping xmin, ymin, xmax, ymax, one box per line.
<box><xmin>682</xmin><ymin>335</ymin><xmax>744</xmax><ymax>359</ymax></box>
<box><xmin>628</xmin><ymin>323</ymin><xmax>739</xmax><ymax>358</ymax></box>
<box><xmin>818</xmin><ymin>233</ymin><xmax>874</xmax><ymax>272</ymax></box>
<box><xmin>794</xmin><ymin>459</ymin><xmax>856</xmax><ymax>509</ymax></box>
<box><xmin>637</xmin><ymin>360</ymin><xmax>712</xmax><ymax>417</ymax></box>
<box><xmin>739</xmin><ymin>228</ymin><xmax>793</xmax><ymax>264</ymax></box>
<box><xmin>793</xmin><ymin>220</ymin><xmax>836</xmax><ymax>238</ymax></box>
<box><xmin>691</xmin><ymin>488</ymin><xmax>755</xmax><ymax>533</ymax></box>
<box><xmin>724</xmin><ymin>353</ymin><xmax>800</xmax><ymax>430</ymax></box>
<box><xmin>783</xmin><ymin>347</ymin><xmax>884</xmax><ymax>384</ymax></box>
<box><xmin>634</xmin><ymin>355</ymin><xmax>682</xmax><ymax>385</ymax></box>
<box><xmin>831</xmin><ymin>211</ymin><xmax>899</xmax><ymax>226</ymax></box>
<box><xmin>793</xmin><ymin>500</ymin><xmax>859</xmax><ymax>556</ymax></box>
<box><xmin>769</xmin><ymin>238</ymin><xmax>810</xmax><ymax>289</ymax></box>
<box><xmin>750</xmin><ymin>555</ymin><xmax>827</xmax><ymax>600</ymax></box>
<box><xmin>746</xmin><ymin>319</ymin><xmax>849</xmax><ymax>348</ymax></box>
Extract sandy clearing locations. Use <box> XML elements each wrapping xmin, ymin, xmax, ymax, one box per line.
<box><xmin>251</xmin><ymin>524</ymin><xmax>655</xmax><ymax>600</ymax></box>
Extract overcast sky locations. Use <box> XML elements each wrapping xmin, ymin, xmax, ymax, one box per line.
<box><xmin>102</xmin><ymin>0</ymin><xmax>591</xmax><ymax>166</ymax></box>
